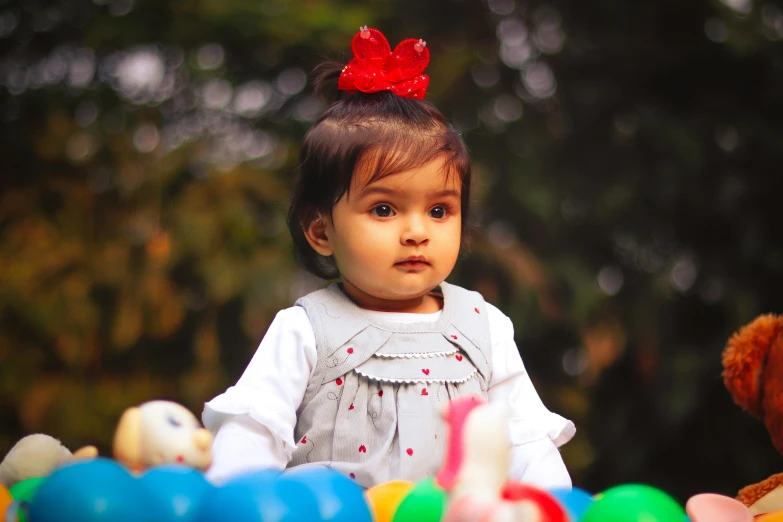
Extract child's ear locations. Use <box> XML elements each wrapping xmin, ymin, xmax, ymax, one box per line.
<box><xmin>303</xmin><ymin>214</ymin><xmax>334</xmax><ymax>256</ymax></box>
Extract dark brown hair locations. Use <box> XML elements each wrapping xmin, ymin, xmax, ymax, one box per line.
<box><xmin>287</xmin><ymin>62</ymin><xmax>471</xmax><ymax>279</ymax></box>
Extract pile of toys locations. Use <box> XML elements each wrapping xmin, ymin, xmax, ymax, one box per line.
<box><xmin>0</xmin><ymin>396</ymin><xmax>769</xmax><ymax>522</ymax></box>
<box><xmin>0</xmin><ymin>457</ymin><xmax>769</xmax><ymax>522</ymax></box>
<box><xmin>2</xmin><ymin>313</ymin><xmax>783</xmax><ymax>521</ymax></box>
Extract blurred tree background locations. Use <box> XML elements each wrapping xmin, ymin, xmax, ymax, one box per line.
<box><xmin>1</xmin><ymin>0</ymin><xmax>782</xmax><ymax>502</ymax></box>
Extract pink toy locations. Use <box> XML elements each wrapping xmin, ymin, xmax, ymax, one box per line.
<box><xmin>685</xmin><ymin>493</ymin><xmax>753</xmax><ymax>522</ymax></box>
<box><xmin>436</xmin><ymin>396</ymin><xmax>567</xmax><ymax>522</ymax></box>
<box><xmin>436</xmin><ymin>395</ymin><xmax>484</xmax><ymax>492</ymax></box>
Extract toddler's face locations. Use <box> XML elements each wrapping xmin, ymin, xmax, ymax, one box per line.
<box><xmin>322</xmin><ymin>156</ymin><xmax>462</xmax><ymax>312</ymax></box>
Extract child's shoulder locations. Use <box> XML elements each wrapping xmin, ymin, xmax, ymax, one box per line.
<box><xmin>270</xmin><ymin>304</ymin><xmax>312</xmax><ymax>329</ymax></box>
<box><xmin>292</xmin><ymin>283</ymin><xmax>341</xmax><ymax>307</ymax></box>
<box><xmin>480</xmin><ymin>301</ymin><xmax>514</xmax><ymax>341</ymax></box>
<box><xmin>443</xmin><ymin>282</ymin><xmax>511</xmax><ymax>324</ymax></box>
<box><xmin>483</xmin><ymin>300</ymin><xmax>511</xmax><ymax>326</ymax></box>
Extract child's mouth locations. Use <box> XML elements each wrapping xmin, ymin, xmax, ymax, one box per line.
<box><xmin>396</xmin><ymin>260</ymin><xmax>430</xmax><ymax>269</ymax></box>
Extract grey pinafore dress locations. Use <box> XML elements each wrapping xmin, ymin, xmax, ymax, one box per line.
<box><xmin>287</xmin><ymin>282</ymin><xmax>493</xmax><ymax>486</ymax></box>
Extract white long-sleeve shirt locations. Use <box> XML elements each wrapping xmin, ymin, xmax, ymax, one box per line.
<box><xmin>203</xmin><ymin>302</ymin><xmax>575</xmax><ymax>488</ymax></box>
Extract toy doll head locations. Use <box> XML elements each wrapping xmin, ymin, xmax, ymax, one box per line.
<box><xmin>287</xmin><ymin>27</ymin><xmax>471</xmax><ymax>281</ymax></box>
<box><xmin>113</xmin><ymin>400</ymin><xmax>212</xmax><ymax>472</ymax></box>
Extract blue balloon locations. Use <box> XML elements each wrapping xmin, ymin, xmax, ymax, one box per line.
<box><xmin>548</xmin><ymin>487</ymin><xmax>594</xmax><ymax>520</ymax></box>
<box><xmin>139</xmin><ymin>465</ymin><xmax>213</xmax><ymax>521</ymax></box>
<box><xmin>196</xmin><ymin>469</ymin><xmax>320</xmax><ymax>522</ymax></box>
<box><xmin>285</xmin><ymin>467</ymin><xmax>371</xmax><ymax>522</ymax></box>
<box><xmin>29</xmin><ymin>458</ymin><xmax>150</xmax><ymax>522</ymax></box>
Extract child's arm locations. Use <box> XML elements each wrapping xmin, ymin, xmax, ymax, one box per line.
<box><xmin>485</xmin><ymin>303</ymin><xmax>576</xmax><ymax>489</ymax></box>
<box><xmin>202</xmin><ymin>307</ymin><xmax>316</xmax><ymax>483</ymax></box>
<box><xmin>208</xmin><ymin>414</ymin><xmax>288</xmax><ymax>482</ymax></box>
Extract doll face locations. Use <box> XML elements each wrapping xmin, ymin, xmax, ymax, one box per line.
<box><xmin>315</xmin><ymin>156</ymin><xmax>462</xmax><ymax>313</ymax></box>
<box><xmin>138</xmin><ymin>401</ymin><xmax>212</xmax><ymax>471</ymax></box>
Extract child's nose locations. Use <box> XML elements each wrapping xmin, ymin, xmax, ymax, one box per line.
<box><xmin>402</xmin><ymin>215</ymin><xmax>429</xmax><ymax>245</ymax></box>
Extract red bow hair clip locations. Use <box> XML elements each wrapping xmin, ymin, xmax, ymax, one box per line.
<box><xmin>338</xmin><ymin>26</ymin><xmax>430</xmax><ymax>100</ymax></box>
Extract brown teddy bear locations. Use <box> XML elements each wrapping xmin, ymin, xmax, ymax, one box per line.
<box><xmin>723</xmin><ymin>313</ymin><xmax>783</xmax><ymax>516</ymax></box>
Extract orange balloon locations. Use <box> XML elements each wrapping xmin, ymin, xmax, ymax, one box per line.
<box><xmin>757</xmin><ymin>513</ymin><xmax>783</xmax><ymax>522</ymax></box>
<box><xmin>0</xmin><ymin>484</ymin><xmax>12</xmax><ymax>516</ymax></box>
<box><xmin>365</xmin><ymin>480</ymin><xmax>415</xmax><ymax>522</ymax></box>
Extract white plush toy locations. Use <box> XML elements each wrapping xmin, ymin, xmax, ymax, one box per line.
<box><xmin>0</xmin><ymin>434</ymin><xmax>98</xmax><ymax>488</ymax></box>
<box><xmin>112</xmin><ymin>400</ymin><xmax>212</xmax><ymax>473</ymax></box>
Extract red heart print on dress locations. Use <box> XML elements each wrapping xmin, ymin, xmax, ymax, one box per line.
<box><xmin>301</xmin><ymin>436</ymin><xmax>307</xmax><ymax>444</ymax></box>
<box><xmin>359</xmin><ymin>445</ymin><xmax>367</xmax><ymax>453</ymax></box>
<box><xmin>406</xmin><ymin>448</ymin><xmax>413</xmax><ymax>456</ymax></box>
<box><xmin>451</xmin><ymin>335</ymin><xmax>458</xmax><ymax>340</ymax></box>
<box><xmin>421</xmin><ymin>388</ymin><xmax>428</xmax><ymax>396</ymax></box>
<box><xmin>474</xmin><ymin>307</ymin><xmax>480</xmax><ymax>314</ymax></box>
<box><xmin>350</xmin><ymin>473</ymin><xmax>356</xmax><ymax>479</ymax></box>
<box><xmin>347</xmin><ymin>347</ymin><xmax>354</xmax><ymax>354</ymax></box>
<box><xmin>456</xmin><ymin>355</ymin><xmax>463</xmax><ymax>361</ymax></box>
<box><xmin>422</xmin><ymin>368</ymin><xmax>430</xmax><ymax>375</ymax></box>
<box><xmin>349</xmin><ymin>403</ymin><xmax>354</xmax><ymax>410</ymax></box>
<box><xmin>378</xmin><ymin>390</ymin><xmax>384</xmax><ymax>397</ymax></box>
<box><xmin>336</xmin><ymin>377</ymin><xmax>343</xmax><ymax>386</ymax></box>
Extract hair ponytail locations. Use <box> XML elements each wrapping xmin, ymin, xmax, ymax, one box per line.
<box><xmin>311</xmin><ymin>60</ymin><xmax>345</xmax><ymax>103</ymax></box>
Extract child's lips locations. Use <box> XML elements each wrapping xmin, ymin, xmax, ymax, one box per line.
<box><xmin>395</xmin><ymin>258</ymin><xmax>430</xmax><ymax>269</ymax></box>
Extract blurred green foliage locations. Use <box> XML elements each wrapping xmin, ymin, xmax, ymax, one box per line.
<box><xmin>1</xmin><ymin>0</ymin><xmax>783</xmax><ymax>501</ymax></box>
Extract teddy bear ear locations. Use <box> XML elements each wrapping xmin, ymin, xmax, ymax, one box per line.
<box><xmin>723</xmin><ymin>314</ymin><xmax>783</xmax><ymax>418</ymax></box>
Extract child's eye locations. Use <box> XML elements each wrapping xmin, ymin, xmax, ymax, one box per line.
<box><xmin>167</xmin><ymin>415</ymin><xmax>182</xmax><ymax>428</ymax></box>
<box><xmin>371</xmin><ymin>205</ymin><xmax>395</xmax><ymax>217</ymax></box>
<box><xmin>429</xmin><ymin>206</ymin><xmax>448</xmax><ymax>219</ymax></box>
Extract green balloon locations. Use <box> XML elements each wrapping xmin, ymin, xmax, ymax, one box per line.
<box><xmin>392</xmin><ymin>476</ymin><xmax>447</xmax><ymax>522</ymax></box>
<box><xmin>9</xmin><ymin>477</ymin><xmax>45</xmax><ymax>504</ymax></box>
<box><xmin>581</xmin><ymin>484</ymin><xmax>686</xmax><ymax>522</ymax></box>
